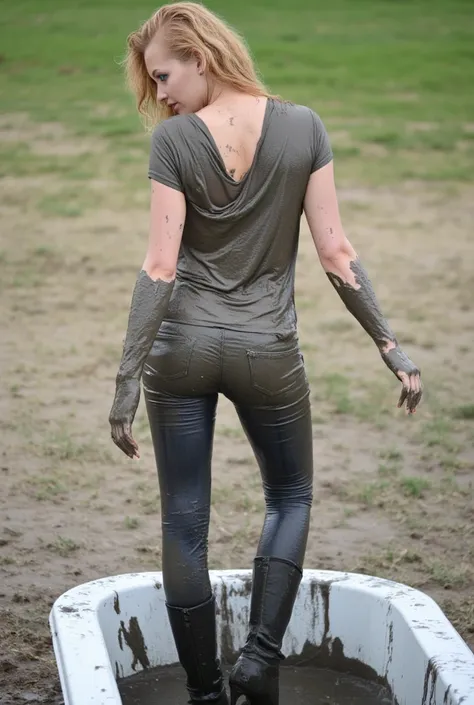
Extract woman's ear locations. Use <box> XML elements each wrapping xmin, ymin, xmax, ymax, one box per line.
<box><xmin>194</xmin><ymin>51</ymin><xmax>206</xmax><ymax>76</ymax></box>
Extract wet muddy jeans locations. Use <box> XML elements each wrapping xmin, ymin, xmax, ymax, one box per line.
<box><xmin>142</xmin><ymin>322</ymin><xmax>313</xmax><ymax>608</ymax></box>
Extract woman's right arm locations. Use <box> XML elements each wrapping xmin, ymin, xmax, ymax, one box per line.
<box><xmin>109</xmin><ymin>179</ymin><xmax>186</xmax><ymax>459</ymax></box>
<box><xmin>303</xmin><ymin>160</ymin><xmax>422</xmax><ymax>414</ymax></box>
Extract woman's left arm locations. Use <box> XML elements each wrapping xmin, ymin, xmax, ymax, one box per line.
<box><xmin>303</xmin><ymin>161</ymin><xmax>423</xmax><ymax>415</ymax></box>
<box><xmin>109</xmin><ymin>180</ymin><xmax>186</xmax><ymax>459</ymax></box>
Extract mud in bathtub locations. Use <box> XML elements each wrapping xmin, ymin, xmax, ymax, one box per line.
<box><xmin>118</xmin><ymin>664</ymin><xmax>393</xmax><ymax>705</ymax></box>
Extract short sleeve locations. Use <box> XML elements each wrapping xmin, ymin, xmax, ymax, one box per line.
<box><xmin>310</xmin><ymin>110</ymin><xmax>333</xmax><ymax>173</ymax></box>
<box><xmin>148</xmin><ymin>121</ymin><xmax>184</xmax><ymax>192</ymax></box>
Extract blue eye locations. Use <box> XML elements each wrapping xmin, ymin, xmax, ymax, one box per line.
<box><xmin>157</xmin><ymin>74</ymin><xmax>168</xmax><ymax>82</ymax></box>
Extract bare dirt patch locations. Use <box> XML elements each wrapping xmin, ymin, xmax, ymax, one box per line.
<box><xmin>1</xmin><ymin>123</ymin><xmax>473</xmax><ymax>703</ymax></box>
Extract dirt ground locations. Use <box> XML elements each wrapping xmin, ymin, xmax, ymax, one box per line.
<box><xmin>1</xmin><ymin>117</ymin><xmax>473</xmax><ymax>703</ymax></box>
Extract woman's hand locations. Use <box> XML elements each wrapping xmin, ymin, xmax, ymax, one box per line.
<box><xmin>109</xmin><ymin>378</ymin><xmax>141</xmax><ymax>459</ymax></box>
<box><xmin>380</xmin><ymin>346</ymin><xmax>423</xmax><ymax>414</ymax></box>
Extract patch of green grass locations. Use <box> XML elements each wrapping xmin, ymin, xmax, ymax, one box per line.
<box><xmin>37</xmin><ymin>196</ymin><xmax>83</xmax><ymax>218</ymax></box>
<box><xmin>378</xmin><ymin>462</ymin><xmax>400</xmax><ymax>478</ymax></box>
<box><xmin>312</xmin><ymin>373</ymin><xmax>393</xmax><ymax>424</ymax></box>
<box><xmin>140</xmin><ymin>494</ymin><xmax>160</xmax><ymax>515</ymax></box>
<box><xmin>34</xmin><ymin>429</ymin><xmax>115</xmax><ymax>465</ymax></box>
<box><xmin>354</xmin><ymin>123</ymin><xmax>462</xmax><ymax>152</ymax></box>
<box><xmin>135</xmin><ymin>415</ymin><xmax>152</xmax><ymax>435</ymax></box>
<box><xmin>399</xmin><ymin>549</ymin><xmax>423</xmax><ymax>565</ymax></box>
<box><xmin>441</xmin><ymin>598</ymin><xmax>474</xmax><ymax>642</ymax></box>
<box><xmin>1</xmin><ymin>0</ymin><xmax>473</xmax><ymax>184</ymax></box>
<box><xmin>453</xmin><ymin>404</ymin><xmax>474</xmax><ymax>420</ymax></box>
<box><xmin>319</xmin><ymin>319</ymin><xmax>354</xmax><ymax>334</ymax></box>
<box><xmin>46</xmin><ymin>536</ymin><xmax>81</xmax><ymax>557</ymax></box>
<box><xmin>439</xmin><ymin>455</ymin><xmax>466</xmax><ymax>472</ymax></box>
<box><xmin>228</xmin><ymin>456</ymin><xmax>254</xmax><ymax>466</ymax></box>
<box><xmin>33</xmin><ymin>245</ymin><xmax>56</xmax><ymax>258</ymax></box>
<box><xmin>41</xmin><ymin>433</ymin><xmax>91</xmax><ymax>462</ymax></box>
<box><xmin>0</xmin><ymin>556</ymin><xmax>17</xmax><ymax>566</ymax></box>
<box><xmin>1</xmin><ymin>247</ymin><xmax>70</xmax><ymax>291</ymax></box>
<box><xmin>421</xmin><ymin>417</ymin><xmax>458</xmax><ymax>453</ymax></box>
<box><xmin>380</xmin><ymin>447</ymin><xmax>404</xmax><ymax>462</ymax></box>
<box><xmin>358</xmin><ymin>480</ymin><xmax>389</xmax><ymax>506</ymax></box>
<box><xmin>218</xmin><ymin>426</ymin><xmax>245</xmax><ymax>439</ymax></box>
<box><xmin>316</xmin><ymin>373</ymin><xmax>354</xmax><ymax>414</ymax></box>
<box><xmin>11</xmin><ymin>272</ymin><xmax>43</xmax><ymax>289</ymax></box>
<box><xmin>355</xmin><ymin>546</ymin><xmax>426</xmax><ymax>580</ymax></box>
<box><xmin>377</xmin><ymin>447</ymin><xmax>404</xmax><ymax>476</ymax></box>
<box><xmin>0</xmin><ymin>143</ymin><xmax>99</xmax><ymax>180</ymax></box>
<box><xmin>440</xmin><ymin>475</ymin><xmax>460</xmax><ymax>493</ymax></box>
<box><xmin>28</xmin><ymin>475</ymin><xmax>68</xmax><ymax>501</ymax></box>
<box><xmin>234</xmin><ymin>494</ymin><xmax>265</xmax><ymax>513</ymax></box>
<box><xmin>124</xmin><ymin>516</ymin><xmax>139</xmax><ymax>530</ymax></box>
<box><xmin>310</xmin><ymin>413</ymin><xmax>327</xmax><ymax>425</ymax></box>
<box><xmin>212</xmin><ymin>487</ymin><xmax>233</xmax><ymax>504</ymax></box>
<box><xmin>135</xmin><ymin>543</ymin><xmax>160</xmax><ymax>556</ymax></box>
<box><xmin>331</xmin><ymin>145</ymin><xmax>361</xmax><ymax>160</ymax></box>
<box><xmin>36</xmin><ymin>183</ymin><xmax>101</xmax><ymax>218</ymax></box>
<box><xmin>429</xmin><ymin>561</ymin><xmax>471</xmax><ymax>589</ymax></box>
<box><xmin>406</xmin><ymin>310</ymin><xmax>426</xmax><ymax>323</ymax></box>
<box><xmin>399</xmin><ymin>476</ymin><xmax>431</xmax><ymax>498</ymax></box>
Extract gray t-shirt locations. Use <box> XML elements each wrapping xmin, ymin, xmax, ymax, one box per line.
<box><xmin>148</xmin><ymin>98</ymin><xmax>333</xmax><ymax>335</ymax></box>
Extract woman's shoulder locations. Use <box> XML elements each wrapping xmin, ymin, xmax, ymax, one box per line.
<box><xmin>271</xmin><ymin>99</ymin><xmax>323</xmax><ymax>125</ymax></box>
<box><xmin>149</xmin><ymin>115</ymin><xmax>198</xmax><ymax>153</ymax></box>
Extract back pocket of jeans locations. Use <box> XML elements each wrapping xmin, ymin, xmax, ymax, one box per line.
<box><xmin>246</xmin><ymin>348</ymin><xmax>304</xmax><ymax>396</ymax></box>
<box><xmin>146</xmin><ymin>329</ymin><xmax>196</xmax><ymax>380</ymax></box>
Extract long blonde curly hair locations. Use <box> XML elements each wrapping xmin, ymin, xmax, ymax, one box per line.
<box><xmin>123</xmin><ymin>2</ymin><xmax>279</xmax><ymax>127</ymax></box>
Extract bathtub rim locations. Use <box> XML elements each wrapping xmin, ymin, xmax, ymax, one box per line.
<box><xmin>49</xmin><ymin>569</ymin><xmax>474</xmax><ymax>705</ymax></box>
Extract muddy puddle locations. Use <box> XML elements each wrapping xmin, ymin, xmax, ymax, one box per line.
<box><xmin>118</xmin><ymin>663</ymin><xmax>394</xmax><ymax>705</ymax></box>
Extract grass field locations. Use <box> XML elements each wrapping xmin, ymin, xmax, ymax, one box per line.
<box><xmin>1</xmin><ymin>0</ymin><xmax>474</xmax><ymax>702</ymax></box>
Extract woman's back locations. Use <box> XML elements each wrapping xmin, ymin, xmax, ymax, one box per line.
<box><xmin>148</xmin><ymin>97</ymin><xmax>332</xmax><ymax>333</ymax></box>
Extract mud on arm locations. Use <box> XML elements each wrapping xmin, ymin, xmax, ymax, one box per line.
<box><xmin>109</xmin><ymin>180</ymin><xmax>186</xmax><ymax>458</ymax></box>
<box><xmin>303</xmin><ymin>161</ymin><xmax>422</xmax><ymax>414</ymax></box>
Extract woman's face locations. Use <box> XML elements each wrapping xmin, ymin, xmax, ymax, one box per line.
<box><xmin>144</xmin><ymin>36</ymin><xmax>209</xmax><ymax>115</ymax></box>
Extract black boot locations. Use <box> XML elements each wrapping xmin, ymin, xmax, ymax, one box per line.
<box><xmin>228</xmin><ymin>556</ymin><xmax>302</xmax><ymax>705</ymax></box>
<box><xmin>166</xmin><ymin>594</ymin><xmax>229</xmax><ymax>704</ymax></box>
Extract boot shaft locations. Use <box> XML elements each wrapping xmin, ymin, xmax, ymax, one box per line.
<box><xmin>166</xmin><ymin>595</ymin><xmax>227</xmax><ymax>702</ymax></box>
<box><xmin>248</xmin><ymin>556</ymin><xmax>302</xmax><ymax>653</ymax></box>
<box><xmin>229</xmin><ymin>557</ymin><xmax>303</xmax><ymax>705</ymax></box>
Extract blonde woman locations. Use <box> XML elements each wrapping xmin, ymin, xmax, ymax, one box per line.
<box><xmin>109</xmin><ymin>3</ymin><xmax>422</xmax><ymax>704</ymax></box>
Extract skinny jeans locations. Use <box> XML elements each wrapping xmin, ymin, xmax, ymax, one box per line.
<box><xmin>142</xmin><ymin>322</ymin><xmax>313</xmax><ymax>608</ymax></box>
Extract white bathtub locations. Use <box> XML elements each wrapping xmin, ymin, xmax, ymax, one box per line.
<box><xmin>49</xmin><ymin>570</ymin><xmax>474</xmax><ymax>705</ymax></box>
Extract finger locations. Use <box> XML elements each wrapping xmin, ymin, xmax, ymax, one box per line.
<box><xmin>123</xmin><ymin>423</ymin><xmax>138</xmax><ymax>450</ymax></box>
<box><xmin>120</xmin><ymin>433</ymin><xmax>138</xmax><ymax>459</ymax></box>
<box><xmin>407</xmin><ymin>386</ymin><xmax>420</xmax><ymax>414</ymax></box>
<box><xmin>410</xmin><ymin>374</ymin><xmax>423</xmax><ymax>410</ymax></box>
<box><xmin>117</xmin><ymin>436</ymin><xmax>135</xmax><ymax>458</ymax></box>
<box><xmin>122</xmin><ymin>425</ymin><xmax>140</xmax><ymax>458</ymax></box>
<box><xmin>414</xmin><ymin>373</ymin><xmax>422</xmax><ymax>393</ymax></box>
<box><xmin>410</xmin><ymin>373</ymin><xmax>420</xmax><ymax>394</ymax></box>
<box><xmin>406</xmin><ymin>380</ymin><xmax>417</xmax><ymax>412</ymax></box>
<box><xmin>397</xmin><ymin>386</ymin><xmax>408</xmax><ymax>409</ymax></box>
<box><xmin>124</xmin><ymin>438</ymin><xmax>140</xmax><ymax>459</ymax></box>
<box><xmin>111</xmin><ymin>424</ymin><xmax>136</xmax><ymax>459</ymax></box>
<box><xmin>111</xmin><ymin>424</ymin><xmax>122</xmax><ymax>448</ymax></box>
<box><xmin>408</xmin><ymin>388</ymin><xmax>423</xmax><ymax>414</ymax></box>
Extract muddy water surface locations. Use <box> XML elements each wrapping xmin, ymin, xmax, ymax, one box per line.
<box><xmin>119</xmin><ymin>664</ymin><xmax>394</xmax><ymax>705</ymax></box>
